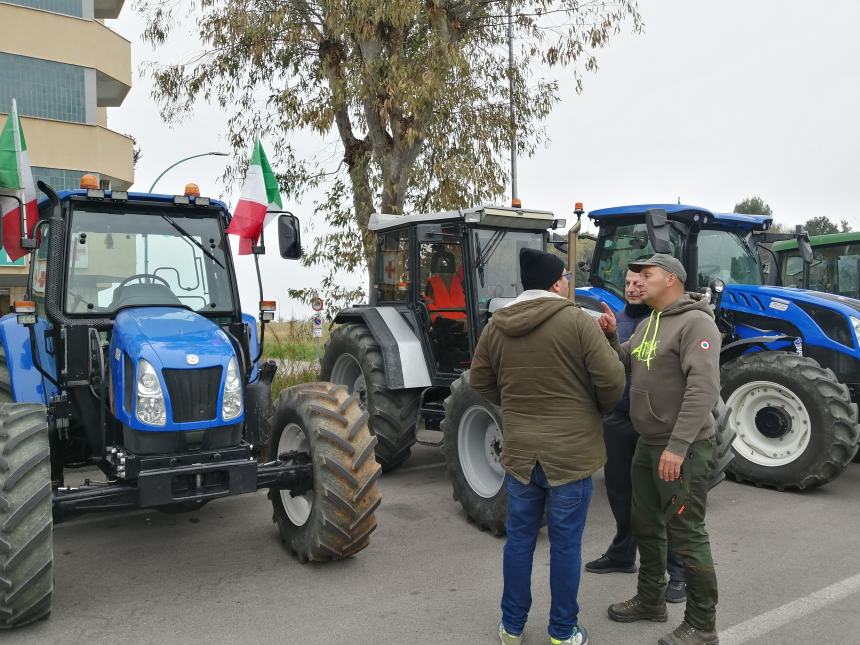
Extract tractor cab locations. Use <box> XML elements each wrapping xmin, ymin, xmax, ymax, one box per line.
<box><xmin>366</xmin><ymin>205</ymin><xmax>565</xmax><ymax>381</ymax></box>
<box><xmin>579</xmin><ymin>204</ymin><xmax>769</xmax><ymax>312</ymax></box>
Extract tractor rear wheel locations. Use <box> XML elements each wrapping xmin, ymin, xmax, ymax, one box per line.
<box><xmin>0</xmin><ymin>403</ymin><xmax>52</xmax><ymax>629</ymax></box>
<box><xmin>708</xmin><ymin>398</ymin><xmax>735</xmax><ymax>490</ymax></box>
<box><xmin>441</xmin><ymin>373</ymin><xmax>507</xmax><ymax>536</ymax></box>
<box><xmin>721</xmin><ymin>352</ymin><xmax>859</xmax><ymax>490</ymax></box>
<box><xmin>321</xmin><ymin>324</ymin><xmax>420</xmax><ymax>471</ymax></box>
<box><xmin>268</xmin><ymin>383</ymin><xmax>382</xmax><ymax>562</ymax></box>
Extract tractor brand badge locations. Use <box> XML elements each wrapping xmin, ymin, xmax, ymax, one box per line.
<box><xmin>115</xmin><ymin>348</ymin><xmax>121</xmax><ymax>361</ymax></box>
<box><xmin>186</xmin><ymin>354</ymin><xmax>200</xmax><ymax>366</ymax></box>
<box><xmin>769</xmin><ymin>298</ymin><xmax>789</xmax><ymax>312</ymax></box>
<box><xmin>699</xmin><ymin>340</ymin><xmax>711</xmax><ymax>351</ymax></box>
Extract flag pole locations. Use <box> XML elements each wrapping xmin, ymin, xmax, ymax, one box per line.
<box><xmin>9</xmin><ymin>99</ymin><xmax>30</xmax><ymax>251</ymax></box>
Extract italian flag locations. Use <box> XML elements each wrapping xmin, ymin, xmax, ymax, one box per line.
<box><xmin>226</xmin><ymin>139</ymin><xmax>282</xmax><ymax>255</ymax></box>
<box><xmin>0</xmin><ymin>99</ymin><xmax>38</xmax><ymax>262</ymax></box>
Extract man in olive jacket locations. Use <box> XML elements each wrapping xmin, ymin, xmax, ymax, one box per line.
<box><xmin>599</xmin><ymin>254</ymin><xmax>721</xmax><ymax>645</ymax></box>
<box><xmin>471</xmin><ymin>247</ymin><xmax>626</xmax><ymax>645</ymax></box>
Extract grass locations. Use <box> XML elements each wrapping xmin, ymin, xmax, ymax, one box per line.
<box><xmin>262</xmin><ymin>319</ymin><xmax>326</xmax><ymax>398</ymax></box>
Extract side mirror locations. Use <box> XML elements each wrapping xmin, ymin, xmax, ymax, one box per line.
<box><xmin>645</xmin><ymin>208</ymin><xmax>673</xmax><ymax>254</ymax></box>
<box><xmin>796</xmin><ymin>225</ymin><xmax>813</xmax><ymax>264</ymax></box>
<box><xmin>277</xmin><ymin>213</ymin><xmax>302</xmax><ymax>260</ymax></box>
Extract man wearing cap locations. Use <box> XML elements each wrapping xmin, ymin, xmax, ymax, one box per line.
<box><xmin>586</xmin><ymin>270</ymin><xmax>688</xmax><ymax>605</ymax></box>
<box><xmin>597</xmin><ymin>254</ymin><xmax>721</xmax><ymax>645</ymax></box>
<box><xmin>471</xmin><ymin>247</ymin><xmax>626</xmax><ymax>645</ymax></box>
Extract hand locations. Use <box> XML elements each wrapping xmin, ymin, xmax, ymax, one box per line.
<box><xmin>597</xmin><ymin>302</ymin><xmax>617</xmax><ymax>336</ymax></box>
<box><xmin>658</xmin><ymin>450</ymin><xmax>685</xmax><ymax>482</ymax></box>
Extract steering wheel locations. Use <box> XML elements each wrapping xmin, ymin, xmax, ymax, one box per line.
<box><xmin>115</xmin><ymin>274</ymin><xmax>171</xmax><ymax>292</ymax></box>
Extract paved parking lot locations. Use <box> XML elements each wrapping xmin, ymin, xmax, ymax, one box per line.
<box><xmin>13</xmin><ymin>447</ymin><xmax>860</xmax><ymax>645</ymax></box>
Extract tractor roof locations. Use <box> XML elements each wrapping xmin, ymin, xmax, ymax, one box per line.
<box><xmin>40</xmin><ymin>189</ymin><xmax>229</xmax><ymax>211</ymax></box>
<box><xmin>368</xmin><ymin>205</ymin><xmax>561</xmax><ymax>232</ymax></box>
<box><xmin>588</xmin><ymin>204</ymin><xmax>772</xmax><ymax>231</ymax></box>
<box><xmin>772</xmin><ymin>231</ymin><xmax>860</xmax><ymax>252</ymax></box>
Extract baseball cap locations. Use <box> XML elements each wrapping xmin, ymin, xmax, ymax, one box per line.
<box><xmin>628</xmin><ymin>253</ymin><xmax>687</xmax><ymax>282</ymax></box>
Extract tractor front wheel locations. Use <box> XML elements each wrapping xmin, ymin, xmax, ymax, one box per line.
<box><xmin>268</xmin><ymin>383</ymin><xmax>382</xmax><ymax>562</ymax></box>
<box><xmin>721</xmin><ymin>352</ymin><xmax>859</xmax><ymax>490</ymax></box>
<box><xmin>441</xmin><ymin>373</ymin><xmax>507</xmax><ymax>536</ymax></box>
<box><xmin>0</xmin><ymin>404</ymin><xmax>52</xmax><ymax>629</ymax></box>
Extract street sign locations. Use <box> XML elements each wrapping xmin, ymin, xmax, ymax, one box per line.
<box><xmin>311</xmin><ymin>297</ymin><xmax>324</xmax><ymax>312</ymax></box>
<box><xmin>312</xmin><ymin>314</ymin><xmax>324</xmax><ymax>338</ymax></box>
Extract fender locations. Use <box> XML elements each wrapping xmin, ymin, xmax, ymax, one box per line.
<box><xmin>0</xmin><ymin>314</ymin><xmax>59</xmax><ymax>404</ymax></box>
<box><xmin>574</xmin><ymin>286</ymin><xmax>625</xmax><ymax>313</ymax></box>
<box><xmin>333</xmin><ymin>306</ymin><xmax>431</xmax><ymax>390</ymax></box>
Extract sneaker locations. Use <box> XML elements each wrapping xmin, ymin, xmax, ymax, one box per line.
<box><xmin>550</xmin><ymin>624</ymin><xmax>589</xmax><ymax>645</ymax></box>
<box><xmin>665</xmin><ymin>581</ymin><xmax>687</xmax><ymax>604</ymax></box>
<box><xmin>585</xmin><ymin>554</ymin><xmax>637</xmax><ymax>574</ymax></box>
<box><xmin>658</xmin><ymin>621</ymin><xmax>719</xmax><ymax>645</ymax></box>
<box><xmin>607</xmin><ymin>595</ymin><xmax>669</xmax><ymax>623</ymax></box>
<box><xmin>499</xmin><ymin>623</ymin><xmax>523</xmax><ymax>645</ymax></box>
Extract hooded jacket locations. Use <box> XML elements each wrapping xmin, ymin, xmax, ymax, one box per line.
<box><xmin>609</xmin><ymin>293</ymin><xmax>721</xmax><ymax>456</ymax></box>
<box><xmin>470</xmin><ymin>290</ymin><xmax>626</xmax><ymax>486</ymax></box>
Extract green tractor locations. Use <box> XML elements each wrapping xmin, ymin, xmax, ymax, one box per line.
<box><xmin>769</xmin><ymin>232</ymin><xmax>860</xmax><ymax>299</ymax></box>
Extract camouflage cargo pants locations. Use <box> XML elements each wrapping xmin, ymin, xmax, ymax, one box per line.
<box><xmin>631</xmin><ymin>438</ymin><xmax>719</xmax><ymax>632</ymax></box>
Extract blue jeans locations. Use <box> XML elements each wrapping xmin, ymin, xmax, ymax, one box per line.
<box><xmin>501</xmin><ymin>463</ymin><xmax>593</xmax><ymax>640</ymax></box>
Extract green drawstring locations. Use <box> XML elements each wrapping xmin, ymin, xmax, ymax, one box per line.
<box><xmin>631</xmin><ymin>311</ymin><xmax>662</xmax><ymax>369</ymax></box>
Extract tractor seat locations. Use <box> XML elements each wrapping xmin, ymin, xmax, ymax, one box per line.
<box><xmin>110</xmin><ymin>283</ymin><xmax>182</xmax><ymax>310</ymax></box>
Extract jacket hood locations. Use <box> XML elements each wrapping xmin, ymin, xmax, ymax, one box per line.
<box><xmin>491</xmin><ymin>290</ymin><xmax>572</xmax><ymax>337</ymax></box>
<box><xmin>658</xmin><ymin>292</ymin><xmax>714</xmax><ymax>319</ymax></box>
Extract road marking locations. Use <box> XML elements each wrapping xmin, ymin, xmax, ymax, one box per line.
<box><xmin>719</xmin><ymin>571</ymin><xmax>860</xmax><ymax>644</ymax></box>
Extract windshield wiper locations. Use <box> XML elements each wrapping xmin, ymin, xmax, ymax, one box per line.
<box><xmin>474</xmin><ymin>230</ymin><xmax>507</xmax><ymax>288</ymax></box>
<box><xmin>159</xmin><ymin>212</ymin><xmax>225</xmax><ymax>269</ymax></box>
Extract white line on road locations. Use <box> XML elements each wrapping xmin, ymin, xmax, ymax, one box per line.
<box><xmin>719</xmin><ymin>570</ymin><xmax>860</xmax><ymax>645</ymax></box>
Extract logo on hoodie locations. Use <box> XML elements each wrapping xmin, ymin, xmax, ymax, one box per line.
<box><xmin>699</xmin><ymin>340</ymin><xmax>711</xmax><ymax>351</ymax></box>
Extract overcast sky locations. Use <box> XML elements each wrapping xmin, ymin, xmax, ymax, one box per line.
<box><xmin>108</xmin><ymin>1</ymin><xmax>860</xmax><ymax>319</ymax></box>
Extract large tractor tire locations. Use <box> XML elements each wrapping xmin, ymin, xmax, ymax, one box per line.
<box><xmin>268</xmin><ymin>383</ymin><xmax>382</xmax><ymax>562</ymax></box>
<box><xmin>441</xmin><ymin>372</ymin><xmax>507</xmax><ymax>536</ymax></box>
<box><xmin>708</xmin><ymin>398</ymin><xmax>735</xmax><ymax>490</ymax></box>
<box><xmin>321</xmin><ymin>324</ymin><xmax>420</xmax><ymax>471</ymax></box>
<box><xmin>721</xmin><ymin>352</ymin><xmax>860</xmax><ymax>490</ymax></box>
<box><xmin>0</xmin><ymin>404</ymin><xmax>52</xmax><ymax>629</ymax></box>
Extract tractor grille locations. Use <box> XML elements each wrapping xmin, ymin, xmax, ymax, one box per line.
<box><xmin>162</xmin><ymin>367</ymin><xmax>223</xmax><ymax>423</ymax></box>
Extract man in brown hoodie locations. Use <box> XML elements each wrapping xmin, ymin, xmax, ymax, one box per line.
<box><xmin>598</xmin><ymin>254</ymin><xmax>721</xmax><ymax>645</ymax></box>
<box><xmin>471</xmin><ymin>248</ymin><xmax>625</xmax><ymax>645</ymax></box>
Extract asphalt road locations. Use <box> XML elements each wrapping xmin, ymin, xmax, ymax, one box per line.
<box><xmin>11</xmin><ymin>448</ymin><xmax>860</xmax><ymax>645</ymax></box>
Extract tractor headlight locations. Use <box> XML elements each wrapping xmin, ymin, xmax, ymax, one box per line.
<box><xmin>221</xmin><ymin>357</ymin><xmax>243</xmax><ymax>421</ymax></box>
<box><xmin>850</xmin><ymin>317</ymin><xmax>860</xmax><ymax>346</ymax></box>
<box><xmin>136</xmin><ymin>359</ymin><xmax>166</xmax><ymax>426</ymax></box>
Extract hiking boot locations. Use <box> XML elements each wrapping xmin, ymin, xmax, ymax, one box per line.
<box><xmin>550</xmin><ymin>624</ymin><xmax>589</xmax><ymax>645</ymax></box>
<box><xmin>658</xmin><ymin>621</ymin><xmax>719</xmax><ymax>645</ymax></box>
<box><xmin>607</xmin><ymin>595</ymin><xmax>668</xmax><ymax>623</ymax></box>
<box><xmin>585</xmin><ymin>554</ymin><xmax>637</xmax><ymax>574</ymax></box>
<box><xmin>665</xmin><ymin>580</ymin><xmax>687</xmax><ymax>604</ymax></box>
<box><xmin>499</xmin><ymin>623</ymin><xmax>523</xmax><ymax>645</ymax></box>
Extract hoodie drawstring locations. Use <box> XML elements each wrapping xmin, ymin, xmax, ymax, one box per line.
<box><xmin>631</xmin><ymin>310</ymin><xmax>662</xmax><ymax>369</ymax></box>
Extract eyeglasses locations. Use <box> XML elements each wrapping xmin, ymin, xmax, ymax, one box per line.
<box><xmin>562</xmin><ymin>271</ymin><xmax>573</xmax><ymax>282</ymax></box>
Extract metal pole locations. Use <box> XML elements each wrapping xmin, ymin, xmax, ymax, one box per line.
<box><xmin>148</xmin><ymin>152</ymin><xmax>229</xmax><ymax>192</ymax></box>
<box><xmin>508</xmin><ymin>1</ymin><xmax>518</xmax><ymax>203</ymax></box>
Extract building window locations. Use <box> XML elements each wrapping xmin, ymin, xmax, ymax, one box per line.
<box><xmin>32</xmin><ymin>166</ymin><xmax>88</xmax><ymax>192</ymax></box>
<box><xmin>0</xmin><ymin>53</ymin><xmax>91</xmax><ymax>123</ymax></box>
<box><xmin>1</xmin><ymin>0</ymin><xmax>85</xmax><ymax>18</ymax></box>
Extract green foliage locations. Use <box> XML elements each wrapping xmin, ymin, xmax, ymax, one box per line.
<box><xmin>733</xmin><ymin>196</ymin><xmax>772</xmax><ymax>216</ymax></box>
<box><xmin>804</xmin><ymin>216</ymin><xmax>844</xmax><ymax>236</ymax></box>
<box><xmin>140</xmin><ymin>0</ymin><xmax>642</xmax><ymax>310</ymax></box>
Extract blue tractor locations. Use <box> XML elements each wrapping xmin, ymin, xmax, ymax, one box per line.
<box><xmin>0</xmin><ymin>180</ymin><xmax>382</xmax><ymax>628</ymax></box>
<box><xmin>574</xmin><ymin>204</ymin><xmax>860</xmax><ymax>492</ymax></box>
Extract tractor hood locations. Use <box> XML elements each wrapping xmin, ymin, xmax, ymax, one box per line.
<box><xmin>722</xmin><ymin>284</ymin><xmax>860</xmax><ymax>356</ymax></box>
<box><xmin>109</xmin><ymin>307</ymin><xmax>241</xmax><ymax>433</ymax></box>
<box><xmin>112</xmin><ymin>307</ymin><xmax>235</xmax><ymax>368</ymax></box>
